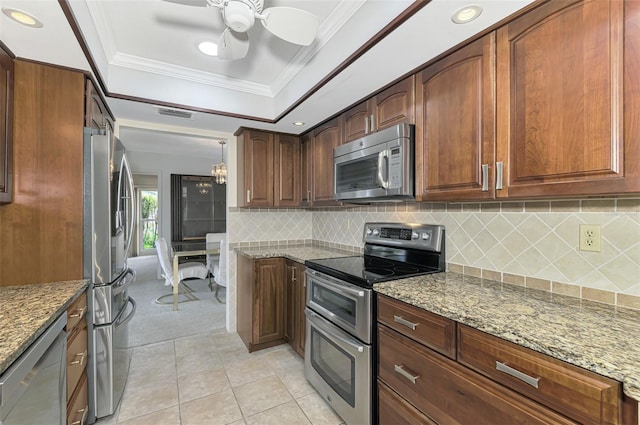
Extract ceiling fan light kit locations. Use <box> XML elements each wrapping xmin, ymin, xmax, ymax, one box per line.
<box><xmin>166</xmin><ymin>0</ymin><xmax>319</xmax><ymax>60</ymax></box>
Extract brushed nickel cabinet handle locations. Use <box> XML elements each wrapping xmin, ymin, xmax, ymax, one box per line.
<box><xmin>68</xmin><ymin>306</ymin><xmax>86</xmax><ymax>319</ymax></box>
<box><xmin>71</xmin><ymin>405</ymin><xmax>89</xmax><ymax>425</ymax></box>
<box><xmin>393</xmin><ymin>315</ymin><xmax>418</xmax><ymax>331</ymax></box>
<box><xmin>365</xmin><ymin>116</ymin><xmax>370</xmax><ymax>134</ymax></box>
<box><xmin>496</xmin><ymin>361</ymin><xmax>540</xmax><ymax>389</ymax></box>
<box><xmin>496</xmin><ymin>162</ymin><xmax>504</xmax><ymax>190</ymax></box>
<box><xmin>70</xmin><ymin>350</ymin><xmax>87</xmax><ymax>366</ymax></box>
<box><xmin>394</xmin><ymin>364</ymin><xmax>419</xmax><ymax>384</ymax></box>
<box><xmin>481</xmin><ymin>164</ymin><xmax>489</xmax><ymax>191</ymax></box>
<box><xmin>370</xmin><ymin>114</ymin><xmax>376</xmax><ymax>132</ymax></box>
<box><xmin>246</xmin><ymin>189</ymin><xmax>250</xmax><ymax>203</ymax></box>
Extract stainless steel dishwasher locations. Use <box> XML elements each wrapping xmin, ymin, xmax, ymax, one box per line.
<box><xmin>0</xmin><ymin>314</ymin><xmax>67</xmax><ymax>425</ymax></box>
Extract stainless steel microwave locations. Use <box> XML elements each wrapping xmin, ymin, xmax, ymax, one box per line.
<box><xmin>334</xmin><ymin>123</ymin><xmax>414</xmax><ymax>202</ymax></box>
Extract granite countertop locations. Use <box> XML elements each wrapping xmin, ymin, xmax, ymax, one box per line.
<box><xmin>235</xmin><ymin>245</ymin><xmax>356</xmax><ymax>263</ymax></box>
<box><xmin>0</xmin><ymin>279</ymin><xmax>89</xmax><ymax>375</ymax></box>
<box><xmin>374</xmin><ymin>272</ymin><xmax>640</xmax><ymax>401</ymax></box>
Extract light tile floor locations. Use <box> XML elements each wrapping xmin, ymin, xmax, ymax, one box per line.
<box><xmin>95</xmin><ymin>330</ymin><xmax>346</xmax><ymax>425</ymax></box>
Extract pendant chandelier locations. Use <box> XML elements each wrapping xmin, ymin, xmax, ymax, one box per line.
<box><xmin>211</xmin><ymin>141</ymin><xmax>227</xmax><ymax>185</ymax></box>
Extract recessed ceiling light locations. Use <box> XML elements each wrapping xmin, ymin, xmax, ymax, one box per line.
<box><xmin>198</xmin><ymin>41</ymin><xmax>218</xmax><ymax>56</ymax></box>
<box><xmin>293</xmin><ymin>121</ymin><xmax>305</xmax><ymax>126</ymax></box>
<box><xmin>451</xmin><ymin>5</ymin><xmax>482</xmax><ymax>24</ymax></box>
<box><xmin>2</xmin><ymin>8</ymin><xmax>43</xmax><ymax>28</ymax></box>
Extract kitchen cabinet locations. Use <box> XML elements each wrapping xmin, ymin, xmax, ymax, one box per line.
<box><xmin>237</xmin><ymin>128</ymin><xmax>274</xmax><ymax>207</ymax></box>
<box><xmin>237</xmin><ymin>254</ymin><xmax>286</xmax><ymax>352</ymax></box>
<box><xmin>376</xmin><ymin>294</ymin><xmax>636</xmax><ymax>425</ymax></box>
<box><xmin>85</xmin><ymin>78</ymin><xmax>114</xmax><ymax>135</ymax></box>
<box><xmin>300</xmin><ymin>132</ymin><xmax>312</xmax><ymax>207</ymax></box>
<box><xmin>343</xmin><ymin>75</ymin><xmax>415</xmax><ymax>143</ymax></box>
<box><xmin>284</xmin><ymin>259</ymin><xmax>306</xmax><ymax>357</ymax></box>
<box><xmin>415</xmin><ymin>33</ymin><xmax>496</xmax><ymax>201</ymax></box>
<box><xmin>495</xmin><ymin>0</ymin><xmax>640</xmax><ymax>197</ymax></box>
<box><xmin>0</xmin><ymin>45</ymin><xmax>13</xmax><ymax>205</ymax></box>
<box><xmin>310</xmin><ymin>117</ymin><xmax>342</xmax><ymax>206</ymax></box>
<box><xmin>274</xmin><ymin>133</ymin><xmax>301</xmax><ymax>207</ymax></box>
<box><xmin>236</xmin><ymin>128</ymin><xmax>301</xmax><ymax>207</ymax></box>
<box><xmin>0</xmin><ymin>60</ymin><xmax>84</xmax><ymax>286</ymax></box>
<box><xmin>67</xmin><ymin>292</ymin><xmax>88</xmax><ymax>425</ymax></box>
<box><xmin>414</xmin><ymin>0</ymin><xmax>640</xmax><ymax>201</ymax></box>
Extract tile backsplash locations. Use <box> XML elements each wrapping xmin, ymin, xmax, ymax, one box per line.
<box><xmin>225</xmin><ymin>198</ymin><xmax>640</xmax><ymax>330</ymax></box>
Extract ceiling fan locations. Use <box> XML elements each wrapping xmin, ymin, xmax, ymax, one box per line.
<box><xmin>163</xmin><ymin>0</ymin><xmax>320</xmax><ymax>60</ymax></box>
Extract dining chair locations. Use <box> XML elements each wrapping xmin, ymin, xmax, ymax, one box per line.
<box><xmin>154</xmin><ymin>237</ymin><xmax>209</xmax><ymax>304</ymax></box>
<box><xmin>205</xmin><ymin>233</ymin><xmax>225</xmax><ymax>291</ymax></box>
<box><xmin>211</xmin><ymin>238</ymin><xmax>227</xmax><ymax>303</ymax></box>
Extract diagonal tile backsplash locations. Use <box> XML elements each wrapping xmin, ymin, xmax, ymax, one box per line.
<box><xmin>225</xmin><ymin>198</ymin><xmax>640</xmax><ymax>331</ymax></box>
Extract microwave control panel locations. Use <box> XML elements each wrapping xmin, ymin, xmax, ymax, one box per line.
<box><xmin>388</xmin><ymin>147</ymin><xmax>402</xmax><ymax>188</ymax></box>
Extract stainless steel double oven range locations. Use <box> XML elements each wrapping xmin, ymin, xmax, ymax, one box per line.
<box><xmin>304</xmin><ymin>222</ymin><xmax>445</xmax><ymax>425</ymax></box>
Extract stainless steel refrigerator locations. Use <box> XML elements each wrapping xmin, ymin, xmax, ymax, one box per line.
<box><xmin>83</xmin><ymin>127</ymin><xmax>136</xmax><ymax>423</ymax></box>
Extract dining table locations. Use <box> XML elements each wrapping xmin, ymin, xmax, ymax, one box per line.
<box><xmin>170</xmin><ymin>240</ymin><xmax>221</xmax><ymax>311</ymax></box>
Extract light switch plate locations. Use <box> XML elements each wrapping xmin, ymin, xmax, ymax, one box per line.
<box><xmin>579</xmin><ymin>224</ymin><xmax>601</xmax><ymax>252</ymax></box>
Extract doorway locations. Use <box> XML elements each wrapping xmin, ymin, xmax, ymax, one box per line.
<box><xmin>138</xmin><ymin>188</ymin><xmax>158</xmax><ymax>256</ymax></box>
<box><xmin>132</xmin><ymin>173</ymin><xmax>159</xmax><ymax>257</ymax></box>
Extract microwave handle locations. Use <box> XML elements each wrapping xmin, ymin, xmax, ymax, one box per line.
<box><xmin>377</xmin><ymin>150</ymin><xmax>389</xmax><ymax>189</ymax></box>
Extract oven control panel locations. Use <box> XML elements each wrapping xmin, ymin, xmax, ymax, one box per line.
<box><xmin>363</xmin><ymin>222</ymin><xmax>444</xmax><ymax>252</ymax></box>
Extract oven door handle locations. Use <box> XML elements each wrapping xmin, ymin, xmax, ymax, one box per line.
<box><xmin>306</xmin><ymin>309</ymin><xmax>365</xmax><ymax>353</ymax></box>
<box><xmin>309</xmin><ymin>271</ymin><xmax>365</xmax><ymax>298</ymax></box>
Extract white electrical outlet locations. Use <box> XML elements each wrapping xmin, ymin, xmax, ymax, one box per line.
<box><xmin>579</xmin><ymin>224</ymin><xmax>601</xmax><ymax>252</ymax></box>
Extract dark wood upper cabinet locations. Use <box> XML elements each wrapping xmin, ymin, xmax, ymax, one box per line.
<box><xmin>311</xmin><ymin>117</ymin><xmax>342</xmax><ymax>205</ymax></box>
<box><xmin>300</xmin><ymin>133</ymin><xmax>313</xmax><ymax>207</ymax></box>
<box><xmin>237</xmin><ymin>128</ymin><xmax>274</xmax><ymax>207</ymax></box>
<box><xmin>415</xmin><ymin>33</ymin><xmax>496</xmax><ymax>201</ymax></box>
<box><xmin>85</xmin><ymin>78</ymin><xmax>113</xmax><ymax>133</ymax></box>
<box><xmin>274</xmin><ymin>133</ymin><xmax>301</xmax><ymax>207</ymax></box>
<box><xmin>343</xmin><ymin>75</ymin><xmax>415</xmax><ymax>143</ymax></box>
<box><xmin>0</xmin><ymin>46</ymin><xmax>13</xmax><ymax>204</ymax></box>
<box><xmin>496</xmin><ymin>0</ymin><xmax>640</xmax><ymax>197</ymax></box>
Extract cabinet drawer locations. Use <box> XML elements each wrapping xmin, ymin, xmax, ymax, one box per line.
<box><xmin>378</xmin><ymin>380</ymin><xmax>436</xmax><ymax>425</ymax></box>
<box><xmin>67</xmin><ymin>372</ymin><xmax>88</xmax><ymax>425</ymax></box>
<box><xmin>378</xmin><ymin>325</ymin><xmax>576</xmax><ymax>425</ymax></box>
<box><xmin>67</xmin><ymin>324</ymin><xmax>88</xmax><ymax>401</ymax></box>
<box><xmin>66</xmin><ymin>292</ymin><xmax>87</xmax><ymax>332</ymax></box>
<box><xmin>377</xmin><ymin>294</ymin><xmax>456</xmax><ymax>359</ymax></box>
<box><xmin>458</xmin><ymin>325</ymin><xmax>621</xmax><ymax>425</ymax></box>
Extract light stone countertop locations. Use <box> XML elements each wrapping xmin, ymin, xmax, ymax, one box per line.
<box><xmin>374</xmin><ymin>272</ymin><xmax>640</xmax><ymax>401</ymax></box>
<box><xmin>0</xmin><ymin>279</ymin><xmax>89</xmax><ymax>375</ymax></box>
<box><xmin>235</xmin><ymin>245</ymin><xmax>357</xmax><ymax>263</ymax></box>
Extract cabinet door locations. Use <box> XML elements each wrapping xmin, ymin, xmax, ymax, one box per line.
<box><xmin>372</xmin><ymin>75</ymin><xmax>415</xmax><ymax>133</ymax></box>
<box><xmin>274</xmin><ymin>134</ymin><xmax>301</xmax><ymax>207</ymax></box>
<box><xmin>343</xmin><ymin>100</ymin><xmax>370</xmax><ymax>143</ymax></box>
<box><xmin>415</xmin><ymin>34</ymin><xmax>496</xmax><ymax>201</ymax></box>
<box><xmin>253</xmin><ymin>258</ymin><xmax>285</xmax><ymax>345</ymax></box>
<box><xmin>300</xmin><ymin>133</ymin><xmax>313</xmax><ymax>207</ymax></box>
<box><xmin>284</xmin><ymin>260</ymin><xmax>296</xmax><ymax>343</ymax></box>
<box><xmin>294</xmin><ymin>261</ymin><xmax>306</xmax><ymax>357</ymax></box>
<box><xmin>496</xmin><ymin>0</ymin><xmax>638</xmax><ymax>197</ymax></box>
<box><xmin>311</xmin><ymin>118</ymin><xmax>342</xmax><ymax>205</ymax></box>
<box><xmin>0</xmin><ymin>46</ymin><xmax>13</xmax><ymax>204</ymax></box>
<box><xmin>85</xmin><ymin>79</ymin><xmax>108</xmax><ymax>131</ymax></box>
<box><xmin>240</xmin><ymin>130</ymin><xmax>274</xmax><ymax>206</ymax></box>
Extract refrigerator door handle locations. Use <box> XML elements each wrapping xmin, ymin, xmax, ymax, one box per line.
<box><xmin>121</xmin><ymin>154</ymin><xmax>136</xmax><ymax>259</ymax></box>
<box><xmin>116</xmin><ymin>298</ymin><xmax>136</xmax><ymax>328</ymax></box>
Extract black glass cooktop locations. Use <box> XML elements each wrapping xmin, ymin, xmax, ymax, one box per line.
<box><xmin>305</xmin><ymin>254</ymin><xmax>442</xmax><ymax>288</ymax></box>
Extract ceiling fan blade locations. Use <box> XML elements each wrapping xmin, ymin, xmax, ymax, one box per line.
<box><xmin>160</xmin><ymin>0</ymin><xmax>210</xmax><ymax>7</ymax></box>
<box><xmin>217</xmin><ymin>28</ymin><xmax>250</xmax><ymax>60</ymax></box>
<box><xmin>260</xmin><ymin>7</ymin><xmax>319</xmax><ymax>46</ymax></box>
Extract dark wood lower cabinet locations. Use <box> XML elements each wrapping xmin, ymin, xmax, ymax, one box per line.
<box><xmin>377</xmin><ymin>294</ymin><xmax>637</xmax><ymax>425</ymax></box>
<box><xmin>378</xmin><ymin>324</ymin><xmax>577</xmax><ymax>424</ymax></box>
<box><xmin>237</xmin><ymin>255</ymin><xmax>285</xmax><ymax>352</ymax></box>
<box><xmin>285</xmin><ymin>259</ymin><xmax>306</xmax><ymax>357</ymax></box>
<box><xmin>237</xmin><ymin>255</ymin><xmax>306</xmax><ymax>356</ymax></box>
